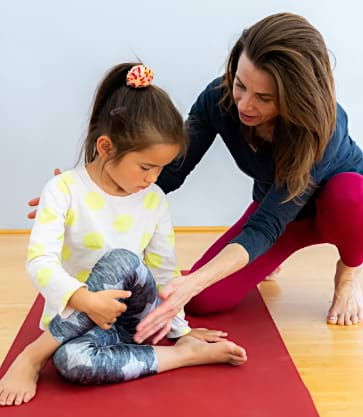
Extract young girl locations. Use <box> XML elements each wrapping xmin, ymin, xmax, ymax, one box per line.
<box><xmin>0</xmin><ymin>63</ymin><xmax>247</xmax><ymax>407</ymax></box>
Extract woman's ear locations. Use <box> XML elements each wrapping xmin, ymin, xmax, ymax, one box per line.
<box><xmin>96</xmin><ymin>136</ymin><xmax>113</xmax><ymax>158</ymax></box>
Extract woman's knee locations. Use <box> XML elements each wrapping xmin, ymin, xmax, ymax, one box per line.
<box><xmin>316</xmin><ymin>173</ymin><xmax>363</xmax><ymax>257</ymax></box>
<box><xmin>319</xmin><ymin>172</ymin><xmax>363</xmax><ymax>209</ymax></box>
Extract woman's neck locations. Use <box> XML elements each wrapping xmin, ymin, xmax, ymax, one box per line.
<box><xmin>254</xmin><ymin>120</ymin><xmax>276</xmax><ymax>142</ymax></box>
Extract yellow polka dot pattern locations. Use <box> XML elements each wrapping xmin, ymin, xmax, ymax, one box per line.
<box><xmin>65</xmin><ymin>208</ymin><xmax>76</xmax><ymax>227</ymax></box>
<box><xmin>172</xmin><ymin>266</ymin><xmax>181</xmax><ymax>277</ymax></box>
<box><xmin>85</xmin><ymin>192</ymin><xmax>105</xmax><ymax>211</ymax></box>
<box><xmin>144</xmin><ymin>192</ymin><xmax>160</xmax><ymax>210</ymax></box>
<box><xmin>61</xmin><ymin>172</ymin><xmax>75</xmax><ymax>185</ymax></box>
<box><xmin>140</xmin><ymin>233</ymin><xmax>151</xmax><ymax>251</ymax></box>
<box><xmin>114</xmin><ymin>214</ymin><xmax>133</xmax><ymax>233</ymax></box>
<box><xmin>57</xmin><ymin>233</ymin><xmax>64</xmax><ymax>241</ymax></box>
<box><xmin>38</xmin><ymin>208</ymin><xmax>57</xmax><ymax>224</ymax></box>
<box><xmin>57</xmin><ymin>178</ymin><xmax>70</xmax><ymax>195</ymax></box>
<box><xmin>62</xmin><ymin>290</ymin><xmax>75</xmax><ymax>310</ymax></box>
<box><xmin>61</xmin><ymin>244</ymin><xmax>71</xmax><ymax>261</ymax></box>
<box><xmin>36</xmin><ymin>268</ymin><xmax>53</xmax><ymax>288</ymax></box>
<box><xmin>145</xmin><ymin>252</ymin><xmax>162</xmax><ymax>269</ymax></box>
<box><xmin>168</xmin><ymin>231</ymin><xmax>175</xmax><ymax>247</ymax></box>
<box><xmin>27</xmin><ymin>243</ymin><xmax>44</xmax><ymax>261</ymax></box>
<box><xmin>83</xmin><ymin>232</ymin><xmax>104</xmax><ymax>250</ymax></box>
<box><xmin>76</xmin><ymin>270</ymin><xmax>90</xmax><ymax>283</ymax></box>
<box><xmin>41</xmin><ymin>313</ymin><xmax>52</xmax><ymax>327</ymax></box>
<box><xmin>180</xmin><ymin>327</ymin><xmax>191</xmax><ymax>336</ymax></box>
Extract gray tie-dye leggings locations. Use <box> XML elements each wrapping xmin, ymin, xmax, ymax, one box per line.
<box><xmin>49</xmin><ymin>249</ymin><xmax>159</xmax><ymax>384</ymax></box>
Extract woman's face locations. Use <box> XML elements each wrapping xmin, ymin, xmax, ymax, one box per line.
<box><xmin>232</xmin><ymin>52</ymin><xmax>279</xmax><ymax>128</ymax></box>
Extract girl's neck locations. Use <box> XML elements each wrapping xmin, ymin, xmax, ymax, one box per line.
<box><xmin>86</xmin><ymin>160</ymin><xmax>129</xmax><ymax>196</ymax></box>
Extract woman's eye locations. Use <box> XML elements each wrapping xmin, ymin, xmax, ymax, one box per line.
<box><xmin>258</xmin><ymin>96</ymin><xmax>272</xmax><ymax>103</ymax></box>
<box><xmin>140</xmin><ymin>166</ymin><xmax>150</xmax><ymax>171</ymax></box>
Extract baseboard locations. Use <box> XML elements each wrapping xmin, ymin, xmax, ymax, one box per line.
<box><xmin>0</xmin><ymin>226</ymin><xmax>227</xmax><ymax>235</ymax></box>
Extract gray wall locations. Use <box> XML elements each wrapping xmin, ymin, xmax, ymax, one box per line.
<box><xmin>1</xmin><ymin>0</ymin><xmax>363</xmax><ymax>229</ymax></box>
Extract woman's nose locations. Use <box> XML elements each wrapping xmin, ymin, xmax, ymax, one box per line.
<box><xmin>238</xmin><ymin>94</ymin><xmax>254</xmax><ymax>112</ymax></box>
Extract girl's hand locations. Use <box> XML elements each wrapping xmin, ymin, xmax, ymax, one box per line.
<box><xmin>134</xmin><ymin>275</ymin><xmax>197</xmax><ymax>343</ymax></box>
<box><xmin>27</xmin><ymin>168</ymin><xmax>61</xmax><ymax>219</ymax></box>
<box><xmin>187</xmin><ymin>328</ymin><xmax>228</xmax><ymax>342</ymax></box>
<box><xmin>86</xmin><ymin>290</ymin><xmax>132</xmax><ymax>330</ymax></box>
<box><xmin>69</xmin><ymin>288</ymin><xmax>132</xmax><ymax>330</ymax></box>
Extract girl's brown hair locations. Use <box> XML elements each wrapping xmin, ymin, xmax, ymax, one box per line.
<box><xmin>221</xmin><ymin>13</ymin><xmax>336</xmax><ymax>201</ymax></box>
<box><xmin>80</xmin><ymin>62</ymin><xmax>186</xmax><ymax>165</ymax></box>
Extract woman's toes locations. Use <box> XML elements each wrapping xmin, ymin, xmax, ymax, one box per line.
<box><xmin>337</xmin><ymin>313</ymin><xmax>345</xmax><ymax>326</ymax></box>
<box><xmin>327</xmin><ymin>313</ymin><xmax>338</xmax><ymax>324</ymax></box>
<box><xmin>352</xmin><ymin>314</ymin><xmax>359</xmax><ymax>325</ymax></box>
<box><xmin>344</xmin><ymin>315</ymin><xmax>352</xmax><ymax>326</ymax></box>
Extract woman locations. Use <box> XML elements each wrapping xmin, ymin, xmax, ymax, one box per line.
<box><xmin>134</xmin><ymin>12</ymin><xmax>363</xmax><ymax>343</ymax></box>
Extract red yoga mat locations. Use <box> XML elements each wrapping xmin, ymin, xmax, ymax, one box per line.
<box><xmin>0</xmin><ymin>288</ymin><xmax>319</xmax><ymax>417</ymax></box>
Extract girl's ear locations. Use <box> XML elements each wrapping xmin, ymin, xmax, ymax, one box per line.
<box><xmin>96</xmin><ymin>136</ymin><xmax>113</xmax><ymax>158</ymax></box>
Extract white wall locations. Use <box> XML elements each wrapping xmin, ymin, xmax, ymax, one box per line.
<box><xmin>1</xmin><ymin>0</ymin><xmax>362</xmax><ymax>229</ymax></box>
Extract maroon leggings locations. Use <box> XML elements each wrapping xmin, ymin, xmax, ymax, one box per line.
<box><xmin>186</xmin><ymin>173</ymin><xmax>363</xmax><ymax>315</ymax></box>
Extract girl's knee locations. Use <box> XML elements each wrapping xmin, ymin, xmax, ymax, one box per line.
<box><xmin>102</xmin><ymin>248</ymin><xmax>141</xmax><ymax>268</ymax></box>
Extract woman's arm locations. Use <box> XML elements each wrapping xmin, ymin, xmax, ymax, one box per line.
<box><xmin>143</xmin><ymin>191</ymin><xmax>191</xmax><ymax>343</ymax></box>
<box><xmin>134</xmin><ymin>242</ymin><xmax>248</xmax><ymax>343</ymax></box>
<box><xmin>156</xmin><ymin>78</ymin><xmax>221</xmax><ymax>193</ymax></box>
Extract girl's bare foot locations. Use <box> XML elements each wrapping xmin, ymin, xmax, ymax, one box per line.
<box><xmin>327</xmin><ymin>260</ymin><xmax>363</xmax><ymax>326</ymax></box>
<box><xmin>0</xmin><ymin>346</ymin><xmax>48</xmax><ymax>406</ymax></box>
<box><xmin>175</xmin><ymin>335</ymin><xmax>247</xmax><ymax>366</ymax></box>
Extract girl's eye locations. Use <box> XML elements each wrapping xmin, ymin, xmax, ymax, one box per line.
<box><xmin>140</xmin><ymin>166</ymin><xmax>150</xmax><ymax>171</ymax></box>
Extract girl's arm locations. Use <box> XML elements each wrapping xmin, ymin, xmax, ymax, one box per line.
<box><xmin>26</xmin><ymin>174</ymin><xmax>87</xmax><ymax>317</ymax></box>
<box><xmin>27</xmin><ymin>173</ymin><xmax>129</xmax><ymax>328</ymax></box>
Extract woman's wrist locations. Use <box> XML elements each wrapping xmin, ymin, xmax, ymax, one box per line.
<box><xmin>190</xmin><ymin>243</ymin><xmax>249</xmax><ymax>290</ymax></box>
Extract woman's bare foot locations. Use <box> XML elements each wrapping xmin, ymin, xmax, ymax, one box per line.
<box><xmin>0</xmin><ymin>345</ymin><xmax>47</xmax><ymax>406</ymax></box>
<box><xmin>265</xmin><ymin>266</ymin><xmax>282</xmax><ymax>281</ymax></box>
<box><xmin>327</xmin><ymin>260</ymin><xmax>363</xmax><ymax>326</ymax></box>
<box><xmin>175</xmin><ymin>336</ymin><xmax>247</xmax><ymax>366</ymax></box>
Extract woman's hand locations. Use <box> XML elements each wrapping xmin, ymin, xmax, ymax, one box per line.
<box><xmin>27</xmin><ymin>168</ymin><xmax>61</xmax><ymax>219</ymax></box>
<box><xmin>187</xmin><ymin>328</ymin><xmax>228</xmax><ymax>342</ymax></box>
<box><xmin>69</xmin><ymin>287</ymin><xmax>132</xmax><ymax>330</ymax></box>
<box><xmin>134</xmin><ymin>275</ymin><xmax>197</xmax><ymax>343</ymax></box>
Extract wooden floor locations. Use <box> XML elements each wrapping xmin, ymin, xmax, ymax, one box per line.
<box><xmin>1</xmin><ymin>233</ymin><xmax>363</xmax><ymax>417</ymax></box>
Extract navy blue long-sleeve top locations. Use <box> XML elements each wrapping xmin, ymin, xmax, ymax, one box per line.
<box><xmin>157</xmin><ymin>77</ymin><xmax>363</xmax><ymax>263</ymax></box>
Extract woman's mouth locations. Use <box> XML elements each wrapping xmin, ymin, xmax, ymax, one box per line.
<box><xmin>239</xmin><ymin>112</ymin><xmax>257</xmax><ymax>122</ymax></box>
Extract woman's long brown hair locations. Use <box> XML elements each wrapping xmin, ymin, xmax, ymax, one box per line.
<box><xmin>221</xmin><ymin>13</ymin><xmax>336</xmax><ymax>201</ymax></box>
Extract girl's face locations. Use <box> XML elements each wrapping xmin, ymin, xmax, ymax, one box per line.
<box><xmin>232</xmin><ymin>52</ymin><xmax>279</xmax><ymax>128</ymax></box>
<box><xmin>102</xmin><ymin>143</ymin><xmax>180</xmax><ymax>196</ymax></box>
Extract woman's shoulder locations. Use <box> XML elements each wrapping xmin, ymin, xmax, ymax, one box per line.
<box><xmin>196</xmin><ymin>76</ymin><xmax>225</xmax><ymax>103</ymax></box>
<box><xmin>190</xmin><ymin>76</ymin><xmax>228</xmax><ymax>122</ymax></box>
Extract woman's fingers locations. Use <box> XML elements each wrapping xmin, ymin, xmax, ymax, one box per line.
<box><xmin>134</xmin><ymin>307</ymin><xmax>176</xmax><ymax>343</ymax></box>
<box><xmin>151</xmin><ymin>322</ymin><xmax>171</xmax><ymax>345</ymax></box>
<box><xmin>28</xmin><ymin>197</ymin><xmax>40</xmax><ymax>207</ymax></box>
